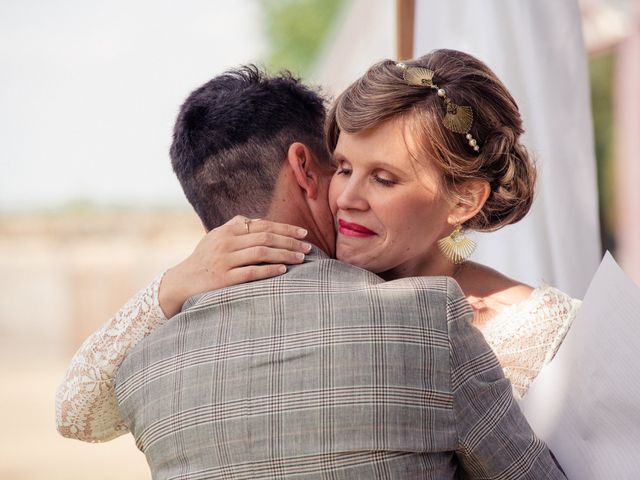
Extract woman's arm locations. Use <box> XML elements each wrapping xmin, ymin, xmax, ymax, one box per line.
<box><xmin>55</xmin><ymin>274</ymin><xmax>169</xmax><ymax>441</ymax></box>
<box><xmin>55</xmin><ymin>216</ymin><xmax>311</xmax><ymax>442</ymax></box>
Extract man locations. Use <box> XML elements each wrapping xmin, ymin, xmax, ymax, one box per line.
<box><xmin>109</xmin><ymin>67</ymin><xmax>564</xmax><ymax>478</ymax></box>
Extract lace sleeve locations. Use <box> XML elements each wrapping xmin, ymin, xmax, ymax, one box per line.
<box><xmin>478</xmin><ymin>285</ymin><xmax>581</xmax><ymax>399</ymax></box>
<box><xmin>55</xmin><ymin>273</ymin><xmax>169</xmax><ymax>442</ymax></box>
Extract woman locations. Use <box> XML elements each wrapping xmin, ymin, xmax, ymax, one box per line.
<box><xmin>56</xmin><ymin>49</ymin><xmax>580</xmax><ymax>442</ymax></box>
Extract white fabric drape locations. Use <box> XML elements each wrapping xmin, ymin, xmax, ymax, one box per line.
<box><xmin>413</xmin><ymin>0</ymin><xmax>601</xmax><ymax>297</ymax></box>
<box><xmin>312</xmin><ymin>0</ymin><xmax>395</xmax><ymax>99</ymax></box>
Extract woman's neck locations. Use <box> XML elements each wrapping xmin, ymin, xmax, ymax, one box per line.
<box><xmin>380</xmin><ymin>250</ymin><xmax>459</xmax><ymax>281</ymax></box>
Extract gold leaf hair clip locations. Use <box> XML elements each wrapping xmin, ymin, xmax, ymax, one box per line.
<box><xmin>397</xmin><ymin>63</ymin><xmax>480</xmax><ymax>153</ymax></box>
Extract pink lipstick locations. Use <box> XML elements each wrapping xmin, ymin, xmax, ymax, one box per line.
<box><xmin>338</xmin><ymin>219</ymin><xmax>376</xmax><ymax>238</ymax></box>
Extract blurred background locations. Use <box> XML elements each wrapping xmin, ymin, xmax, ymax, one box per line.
<box><xmin>0</xmin><ymin>0</ymin><xmax>637</xmax><ymax>478</ymax></box>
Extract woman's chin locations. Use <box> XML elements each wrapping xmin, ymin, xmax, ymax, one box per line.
<box><xmin>336</xmin><ymin>247</ymin><xmax>360</xmax><ymax>267</ymax></box>
<box><xmin>336</xmin><ymin>247</ymin><xmax>380</xmax><ymax>273</ymax></box>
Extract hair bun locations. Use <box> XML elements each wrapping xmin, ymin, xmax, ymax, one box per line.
<box><xmin>468</xmin><ymin>127</ymin><xmax>536</xmax><ymax>232</ymax></box>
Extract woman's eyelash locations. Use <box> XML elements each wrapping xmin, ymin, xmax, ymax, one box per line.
<box><xmin>374</xmin><ymin>175</ymin><xmax>395</xmax><ymax>187</ymax></box>
<box><xmin>336</xmin><ymin>168</ymin><xmax>395</xmax><ymax>186</ymax></box>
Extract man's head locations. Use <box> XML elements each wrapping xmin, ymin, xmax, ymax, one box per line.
<box><xmin>170</xmin><ymin>66</ymin><xmax>334</xmax><ymax>245</ymax></box>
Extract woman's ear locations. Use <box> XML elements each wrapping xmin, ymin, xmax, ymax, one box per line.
<box><xmin>447</xmin><ymin>179</ymin><xmax>490</xmax><ymax>225</ymax></box>
<box><xmin>287</xmin><ymin>142</ymin><xmax>319</xmax><ymax>200</ymax></box>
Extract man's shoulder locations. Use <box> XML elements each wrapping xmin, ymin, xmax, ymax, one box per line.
<box><xmin>289</xmin><ymin>259</ymin><xmax>466</xmax><ymax>306</ymax></box>
<box><xmin>183</xmin><ymin>257</ymin><xmax>463</xmax><ymax>313</ymax></box>
<box><xmin>179</xmin><ymin>257</ymin><xmax>372</xmax><ymax>311</ymax></box>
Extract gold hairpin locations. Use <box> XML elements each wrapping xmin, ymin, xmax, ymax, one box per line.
<box><xmin>403</xmin><ymin>66</ymin><xmax>436</xmax><ymax>87</ymax></box>
<box><xmin>397</xmin><ymin>63</ymin><xmax>480</xmax><ymax>153</ymax></box>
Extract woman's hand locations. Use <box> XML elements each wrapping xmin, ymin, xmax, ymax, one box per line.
<box><xmin>159</xmin><ymin>216</ymin><xmax>312</xmax><ymax>318</ymax></box>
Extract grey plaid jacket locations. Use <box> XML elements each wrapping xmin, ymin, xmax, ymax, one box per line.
<box><xmin>115</xmin><ymin>248</ymin><xmax>565</xmax><ymax>479</ymax></box>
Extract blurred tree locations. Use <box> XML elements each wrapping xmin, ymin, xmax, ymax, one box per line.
<box><xmin>589</xmin><ymin>52</ymin><xmax>615</xmax><ymax>254</ymax></box>
<box><xmin>259</xmin><ymin>0</ymin><xmax>346</xmax><ymax>76</ymax></box>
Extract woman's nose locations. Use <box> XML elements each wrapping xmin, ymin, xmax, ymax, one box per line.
<box><xmin>335</xmin><ymin>177</ymin><xmax>369</xmax><ymax>211</ymax></box>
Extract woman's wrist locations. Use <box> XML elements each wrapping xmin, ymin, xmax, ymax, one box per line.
<box><xmin>158</xmin><ymin>264</ymin><xmax>190</xmax><ymax>319</ymax></box>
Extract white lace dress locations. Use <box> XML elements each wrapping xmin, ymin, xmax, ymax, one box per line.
<box><xmin>475</xmin><ymin>285</ymin><xmax>581</xmax><ymax>399</ymax></box>
<box><xmin>55</xmin><ymin>278</ymin><xmax>581</xmax><ymax>442</ymax></box>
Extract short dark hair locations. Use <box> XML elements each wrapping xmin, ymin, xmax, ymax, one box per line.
<box><xmin>170</xmin><ymin>65</ymin><xmax>330</xmax><ymax>230</ymax></box>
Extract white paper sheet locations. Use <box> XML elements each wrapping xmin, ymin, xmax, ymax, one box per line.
<box><xmin>520</xmin><ymin>252</ymin><xmax>640</xmax><ymax>479</ymax></box>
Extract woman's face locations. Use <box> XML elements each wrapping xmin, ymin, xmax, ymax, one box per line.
<box><xmin>329</xmin><ymin>119</ymin><xmax>455</xmax><ymax>278</ymax></box>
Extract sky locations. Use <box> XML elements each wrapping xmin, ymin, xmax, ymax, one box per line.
<box><xmin>0</xmin><ymin>0</ymin><xmax>265</xmax><ymax>211</ymax></box>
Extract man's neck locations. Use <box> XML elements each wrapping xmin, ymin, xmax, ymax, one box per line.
<box><xmin>264</xmin><ymin>168</ymin><xmax>335</xmax><ymax>257</ymax></box>
<box><xmin>263</xmin><ymin>209</ymin><xmax>332</xmax><ymax>257</ymax></box>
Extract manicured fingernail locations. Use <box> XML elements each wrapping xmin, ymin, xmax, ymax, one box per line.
<box><xmin>295</xmin><ymin>252</ymin><xmax>305</xmax><ymax>261</ymax></box>
<box><xmin>279</xmin><ymin>265</ymin><xmax>287</xmax><ymax>274</ymax></box>
<box><xmin>302</xmin><ymin>242</ymin><xmax>312</xmax><ymax>252</ymax></box>
<box><xmin>297</xmin><ymin>228</ymin><xmax>308</xmax><ymax>237</ymax></box>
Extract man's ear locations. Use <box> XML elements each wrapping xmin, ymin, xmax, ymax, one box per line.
<box><xmin>286</xmin><ymin>142</ymin><xmax>319</xmax><ymax>200</ymax></box>
<box><xmin>446</xmin><ymin>179</ymin><xmax>491</xmax><ymax>225</ymax></box>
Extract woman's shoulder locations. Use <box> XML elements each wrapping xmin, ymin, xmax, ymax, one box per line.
<box><xmin>458</xmin><ymin>261</ymin><xmax>531</xmax><ymax>294</ymax></box>
<box><xmin>465</xmin><ymin>272</ymin><xmax>581</xmax><ymax>398</ymax></box>
<box><xmin>490</xmin><ymin>284</ymin><xmax>580</xmax><ymax>328</ymax></box>
<box><xmin>456</xmin><ymin>262</ymin><xmax>534</xmax><ymax>323</ymax></box>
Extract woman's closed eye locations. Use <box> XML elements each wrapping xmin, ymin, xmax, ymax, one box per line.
<box><xmin>373</xmin><ymin>174</ymin><xmax>396</xmax><ymax>187</ymax></box>
<box><xmin>335</xmin><ymin>165</ymin><xmax>396</xmax><ymax>187</ymax></box>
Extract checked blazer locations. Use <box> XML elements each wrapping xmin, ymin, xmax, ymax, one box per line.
<box><xmin>115</xmin><ymin>248</ymin><xmax>565</xmax><ymax>479</ymax></box>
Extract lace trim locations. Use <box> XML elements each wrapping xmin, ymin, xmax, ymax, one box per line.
<box><xmin>55</xmin><ymin>273</ymin><xmax>168</xmax><ymax>442</ymax></box>
<box><xmin>477</xmin><ymin>284</ymin><xmax>581</xmax><ymax>399</ymax></box>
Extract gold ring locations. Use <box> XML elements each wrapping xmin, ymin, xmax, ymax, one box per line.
<box><xmin>244</xmin><ymin>218</ymin><xmax>251</xmax><ymax>234</ymax></box>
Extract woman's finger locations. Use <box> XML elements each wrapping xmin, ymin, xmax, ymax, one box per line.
<box><xmin>230</xmin><ymin>217</ymin><xmax>308</xmax><ymax>239</ymax></box>
<box><xmin>229</xmin><ymin>246</ymin><xmax>306</xmax><ymax>268</ymax></box>
<box><xmin>227</xmin><ymin>264</ymin><xmax>288</xmax><ymax>285</ymax></box>
<box><xmin>229</xmin><ymin>231</ymin><xmax>313</xmax><ymax>254</ymax></box>
<box><xmin>216</xmin><ymin>215</ymin><xmax>254</xmax><ymax>237</ymax></box>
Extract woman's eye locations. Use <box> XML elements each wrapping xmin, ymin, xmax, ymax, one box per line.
<box><xmin>336</xmin><ymin>166</ymin><xmax>352</xmax><ymax>176</ymax></box>
<box><xmin>374</xmin><ymin>174</ymin><xmax>396</xmax><ymax>187</ymax></box>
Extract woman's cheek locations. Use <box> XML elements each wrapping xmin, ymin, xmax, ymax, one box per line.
<box><xmin>327</xmin><ymin>179</ymin><xmax>339</xmax><ymax>213</ymax></box>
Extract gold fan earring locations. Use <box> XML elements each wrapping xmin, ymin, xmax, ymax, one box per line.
<box><xmin>437</xmin><ymin>225</ymin><xmax>476</xmax><ymax>264</ymax></box>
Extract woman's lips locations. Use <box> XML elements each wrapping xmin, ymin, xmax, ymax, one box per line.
<box><xmin>338</xmin><ymin>219</ymin><xmax>376</xmax><ymax>237</ymax></box>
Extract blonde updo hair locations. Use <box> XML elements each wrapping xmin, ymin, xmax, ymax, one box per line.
<box><xmin>326</xmin><ymin>49</ymin><xmax>536</xmax><ymax>232</ymax></box>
